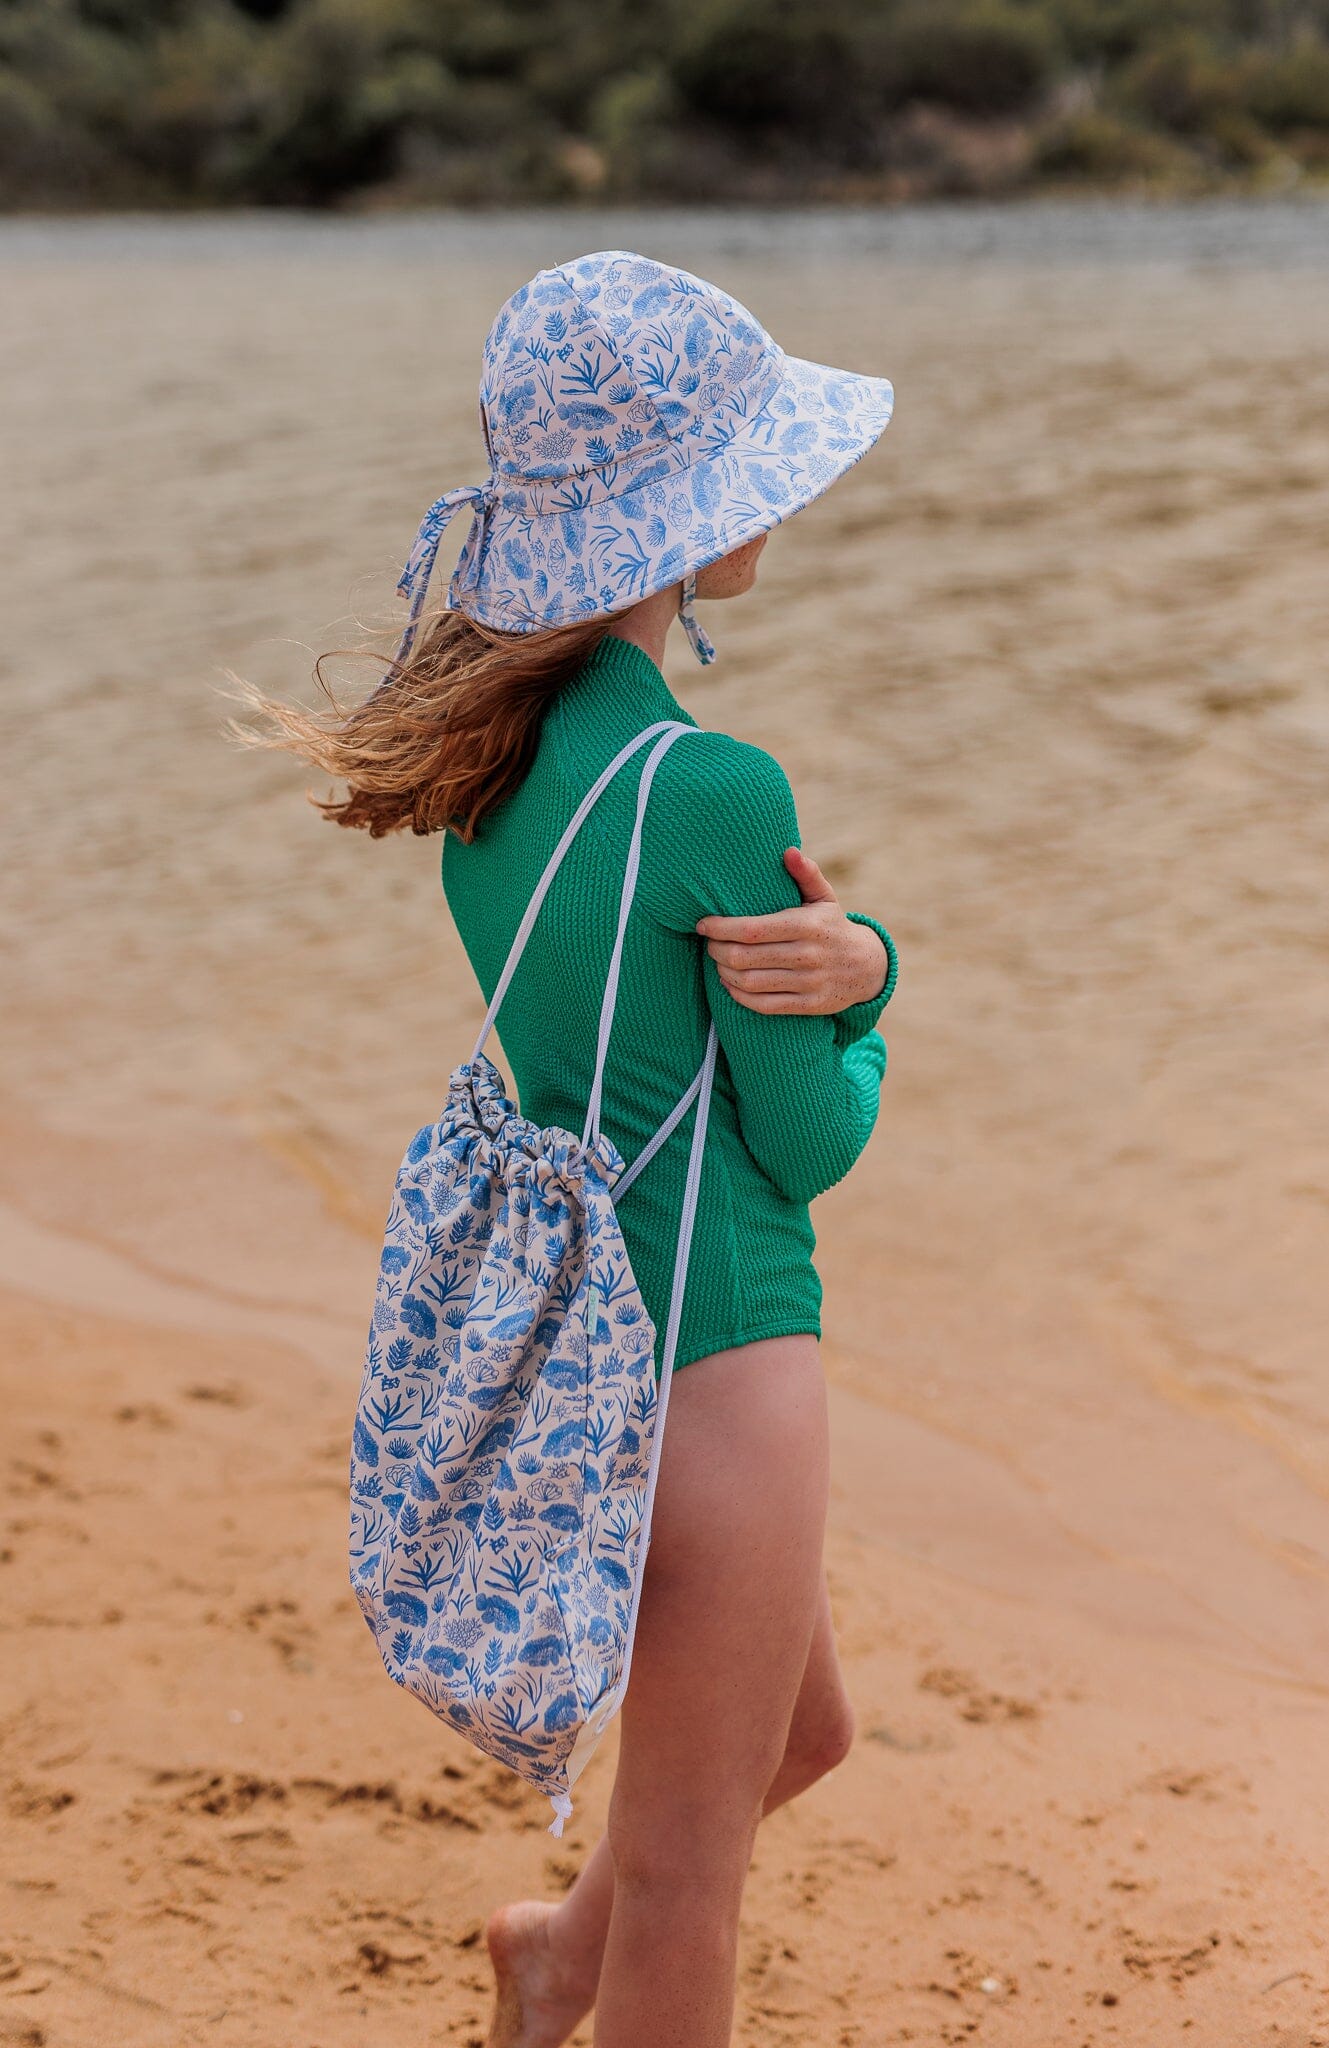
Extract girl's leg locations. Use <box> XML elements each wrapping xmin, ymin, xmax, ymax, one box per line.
<box><xmin>593</xmin><ymin>1331</ymin><xmax>829</xmax><ymax>2047</ymax></box>
<box><xmin>486</xmin><ymin>1335</ymin><xmax>841</xmax><ymax>2048</ymax></box>
<box><xmin>485</xmin><ymin>1578</ymin><xmax>850</xmax><ymax>2048</ymax></box>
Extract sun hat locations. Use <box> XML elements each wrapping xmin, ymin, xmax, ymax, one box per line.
<box><xmin>391</xmin><ymin>249</ymin><xmax>894</xmax><ymax>669</ymax></box>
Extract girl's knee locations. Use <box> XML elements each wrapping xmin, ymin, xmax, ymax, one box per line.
<box><xmin>781</xmin><ymin>1695</ymin><xmax>855</xmax><ymax>1794</ymax></box>
<box><xmin>813</xmin><ymin>1695</ymin><xmax>856</xmax><ymax>1776</ymax></box>
<box><xmin>607</xmin><ymin>1790</ymin><xmax>763</xmax><ymax>1902</ymax></box>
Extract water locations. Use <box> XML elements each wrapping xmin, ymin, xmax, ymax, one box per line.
<box><xmin>1</xmin><ymin>201</ymin><xmax>1327</xmax><ymax>1607</ymax></box>
<box><xmin>2</xmin><ymin>195</ymin><xmax>1328</xmax><ymax>268</ymax></box>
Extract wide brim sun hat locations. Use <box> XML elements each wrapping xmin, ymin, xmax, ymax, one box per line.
<box><xmin>391</xmin><ymin>249</ymin><xmax>895</xmax><ymax>669</ymax></box>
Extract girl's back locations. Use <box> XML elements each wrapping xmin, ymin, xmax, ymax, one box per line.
<box><xmin>444</xmin><ymin>634</ymin><xmax>890</xmax><ymax>1375</ymax></box>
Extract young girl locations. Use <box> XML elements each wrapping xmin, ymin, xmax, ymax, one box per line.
<box><xmin>247</xmin><ymin>250</ymin><xmax>897</xmax><ymax>2048</ymax></box>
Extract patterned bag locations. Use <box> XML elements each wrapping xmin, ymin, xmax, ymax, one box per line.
<box><xmin>349</xmin><ymin>720</ymin><xmax>717</xmax><ymax>1832</ymax></box>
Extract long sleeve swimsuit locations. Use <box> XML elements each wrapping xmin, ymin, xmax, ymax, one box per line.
<box><xmin>442</xmin><ymin>635</ymin><xmax>898</xmax><ymax>1374</ymax></box>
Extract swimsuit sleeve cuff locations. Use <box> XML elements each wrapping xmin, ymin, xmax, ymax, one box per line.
<box><xmin>832</xmin><ymin>913</ymin><xmax>899</xmax><ymax>1048</ymax></box>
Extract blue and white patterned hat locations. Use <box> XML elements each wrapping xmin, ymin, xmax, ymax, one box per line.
<box><xmin>393</xmin><ymin>249</ymin><xmax>894</xmax><ymax>667</ymax></box>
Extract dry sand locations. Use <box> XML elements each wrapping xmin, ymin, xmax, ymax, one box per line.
<box><xmin>2</xmin><ymin>206</ymin><xmax>1329</xmax><ymax>2046</ymax></box>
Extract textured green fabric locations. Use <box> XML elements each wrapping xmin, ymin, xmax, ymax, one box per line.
<box><xmin>442</xmin><ymin>636</ymin><xmax>896</xmax><ymax>1374</ymax></box>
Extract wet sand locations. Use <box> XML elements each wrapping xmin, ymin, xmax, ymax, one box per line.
<box><xmin>2</xmin><ymin>206</ymin><xmax>1329</xmax><ymax>2045</ymax></box>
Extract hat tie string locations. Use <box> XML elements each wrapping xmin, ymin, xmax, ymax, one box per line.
<box><xmin>390</xmin><ymin>492</ymin><xmax>717</xmax><ymax>670</ymax></box>
<box><xmin>391</xmin><ymin>483</ymin><xmax>490</xmax><ymax>670</ymax></box>
<box><xmin>677</xmin><ymin>572</ymin><xmax>716</xmax><ymax>666</ymax></box>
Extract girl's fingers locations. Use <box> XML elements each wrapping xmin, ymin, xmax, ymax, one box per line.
<box><xmin>718</xmin><ymin>967</ymin><xmax>825</xmax><ymax>997</ymax></box>
<box><xmin>696</xmin><ymin>906</ymin><xmax>815</xmax><ymax>944</ymax></box>
<box><xmin>724</xmin><ymin>987</ymin><xmax>814</xmax><ymax>1014</ymax></box>
<box><xmin>706</xmin><ymin>938</ymin><xmax>817</xmax><ymax>971</ymax></box>
<box><xmin>782</xmin><ymin>845</ymin><xmax>839</xmax><ymax>905</ymax></box>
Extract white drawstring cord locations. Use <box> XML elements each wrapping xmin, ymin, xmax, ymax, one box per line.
<box><xmin>547</xmin><ymin>1020</ymin><xmax>717</xmax><ymax>1836</ymax></box>
<box><xmin>581</xmin><ymin>724</ymin><xmax>699</xmax><ymax>1150</ymax></box>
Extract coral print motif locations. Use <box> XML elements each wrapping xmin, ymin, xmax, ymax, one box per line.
<box><xmin>349</xmin><ymin>1054</ymin><xmax>659</xmax><ymax>1806</ymax></box>
<box><xmin>396</xmin><ymin>249</ymin><xmax>894</xmax><ymax>649</ymax></box>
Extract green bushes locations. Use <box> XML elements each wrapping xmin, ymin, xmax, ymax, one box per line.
<box><xmin>870</xmin><ymin>6</ymin><xmax>1056</xmax><ymax>117</ymax></box>
<box><xmin>1033</xmin><ymin>109</ymin><xmax>1201</xmax><ymax>185</ymax></box>
<box><xmin>668</xmin><ymin>1</ymin><xmax>1052</xmax><ymax>168</ymax></box>
<box><xmin>1</xmin><ymin>0</ymin><xmax>1328</xmax><ymax>207</ymax></box>
<box><xmin>1119</xmin><ymin>30</ymin><xmax>1243</xmax><ymax>134</ymax></box>
<box><xmin>1244</xmin><ymin>37</ymin><xmax>1329</xmax><ymax>131</ymax></box>
<box><xmin>671</xmin><ymin>7</ymin><xmax>854</xmax><ymax>140</ymax></box>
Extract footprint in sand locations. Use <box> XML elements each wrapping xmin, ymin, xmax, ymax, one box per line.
<box><xmin>5</xmin><ymin>1782</ymin><xmax>76</xmax><ymax>1821</ymax></box>
<box><xmin>137</xmin><ymin>1764</ymin><xmax>483</xmax><ymax>1833</ymax></box>
<box><xmin>1138</xmin><ymin>1763</ymin><xmax>1248</xmax><ymax>1804</ymax></box>
<box><xmin>918</xmin><ymin>1664</ymin><xmax>1041</xmax><ymax>1724</ymax></box>
<box><xmin>0</xmin><ymin>2020</ymin><xmax>46</xmax><ymax>2048</ymax></box>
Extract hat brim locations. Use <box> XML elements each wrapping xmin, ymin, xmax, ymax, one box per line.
<box><xmin>449</xmin><ymin>353</ymin><xmax>894</xmax><ymax>636</ymax></box>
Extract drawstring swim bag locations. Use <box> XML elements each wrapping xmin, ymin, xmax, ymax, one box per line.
<box><xmin>349</xmin><ymin>720</ymin><xmax>716</xmax><ymax>1833</ymax></box>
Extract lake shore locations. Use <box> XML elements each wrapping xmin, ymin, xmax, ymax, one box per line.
<box><xmin>4</xmin><ymin>1100</ymin><xmax>1329</xmax><ymax>2046</ymax></box>
<box><xmin>3</xmin><ymin>207</ymin><xmax>1328</xmax><ymax>2044</ymax></box>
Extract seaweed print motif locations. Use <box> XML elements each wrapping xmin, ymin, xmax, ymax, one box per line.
<box><xmin>349</xmin><ymin>1052</ymin><xmax>658</xmax><ymax>1802</ymax></box>
<box><xmin>443</xmin><ymin>250</ymin><xmax>893</xmax><ymax>634</ymax></box>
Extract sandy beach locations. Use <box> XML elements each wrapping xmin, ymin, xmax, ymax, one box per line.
<box><xmin>3</xmin><ymin>204</ymin><xmax>1329</xmax><ymax>2046</ymax></box>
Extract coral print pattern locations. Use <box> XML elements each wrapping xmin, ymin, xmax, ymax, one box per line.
<box><xmin>395</xmin><ymin>249</ymin><xmax>894</xmax><ymax>649</ymax></box>
<box><xmin>349</xmin><ymin>1054</ymin><xmax>660</xmax><ymax>1805</ymax></box>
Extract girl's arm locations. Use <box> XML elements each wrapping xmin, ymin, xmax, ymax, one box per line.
<box><xmin>697</xmin><ymin>847</ymin><xmax>898</xmax><ymax>1038</ymax></box>
<box><xmin>650</xmin><ymin>734</ymin><xmax>896</xmax><ymax>1207</ymax></box>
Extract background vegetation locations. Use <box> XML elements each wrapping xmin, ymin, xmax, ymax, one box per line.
<box><xmin>3</xmin><ymin>0</ymin><xmax>1329</xmax><ymax>208</ymax></box>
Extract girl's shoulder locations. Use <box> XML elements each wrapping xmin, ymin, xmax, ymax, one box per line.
<box><xmin>640</xmin><ymin>728</ymin><xmax>801</xmax><ymax>931</ymax></box>
<box><xmin>654</xmin><ymin>727</ymin><xmax>796</xmax><ymax>828</ymax></box>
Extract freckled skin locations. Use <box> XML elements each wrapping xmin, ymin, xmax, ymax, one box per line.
<box><xmin>693</xmin><ymin>531</ymin><xmax>768</xmax><ymax>599</ymax></box>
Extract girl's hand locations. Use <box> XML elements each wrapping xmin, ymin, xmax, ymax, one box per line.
<box><xmin>696</xmin><ymin>848</ymin><xmax>889</xmax><ymax>1016</ymax></box>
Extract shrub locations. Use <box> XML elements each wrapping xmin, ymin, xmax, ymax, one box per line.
<box><xmin>1242</xmin><ymin>37</ymin><xmax>1329</xmax><ymax>131</ymax></box>
<box><xmin>588</xmin><ymin>66</ymin><xmax>680</xmax><ymax>190</ymax></box>
<box><xmin>1117</xmin><ymin>29</ymin><xmax>1243</xmax><ymax>134</ymax></box>
<box><xmin>136</xmin><ymin>5</ymin><xmax>264</xmax><ymax>194</ymax></box>
<box><xmin>1</xmin><ymin>0</ymin><xmax>1328</xmax><ymax>206</ymax></box>
<box><xmin>669</xmin><ymin>3</ymin><xmax>854</xmax><ymax>142</ymax></box>
<box><xmin>1045</xmin><ymin>0</ymin><xmax>1198</xmax><ymax>69</ymax></box>
<box><xmin>0</xmin><ymin>69</ymin><xmax>82</xmax><ymax>202</ymax></box>
<box><xmin>869</xmin><ymin>4</ymin><xmax>1057</xmax><ymax>118</ymax></box>
<box><xmin>217</xmin><ymin>0</ymin><xmax>444</xmax><ymax>203</ymax></box>
<box><xmin>1034</xmin><ymin>106</ymin><xmax>1200</xmax><ymax>182</ymax></box>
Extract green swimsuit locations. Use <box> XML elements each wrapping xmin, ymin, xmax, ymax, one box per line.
<box><xmin>442</xmin><ymin>635</ymin><xmax>897</xmax><ymax>1374</ymax></box>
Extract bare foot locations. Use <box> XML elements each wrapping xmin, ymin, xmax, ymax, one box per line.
<box><xmin>485</xmin><ymin>1901</ymin><xmax>597</xmax><ymax>2048</ymax></box>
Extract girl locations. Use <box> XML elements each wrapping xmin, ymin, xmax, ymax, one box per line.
<box><xmin>245</xmin><ymin>250</ymin><xmax>897</xmax><ymax>2048</ymax></box>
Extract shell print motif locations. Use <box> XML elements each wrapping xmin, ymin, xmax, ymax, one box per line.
<box><xmin>447</xmin><ymin>250</ymin><xmax>895</xmax><ymax>635</ymax></box>
<box><xmin>349</xmin><ymin>1052</ymin><xmax>659</xmax><ymax>1799</ymax></box>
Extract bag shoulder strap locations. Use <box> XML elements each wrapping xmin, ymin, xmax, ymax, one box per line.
<box><xmin>469</xmin><ymin>717</ymin><xmax>710</xmax><ymax>1184</ymax></box>
<box><xmin>579</xmin><ymin>722</ymin><xmax>699</xmax><ymax>1150</ymax></box>
<box><xmin>472</xmin><ymin>715</ymin><xmax>719</xmax><ymax>1838</ymax></box>
<box><xmin>470</xmin><ymin>718</ymin><xmax>688</xmax><ymax>1065</ymax></box>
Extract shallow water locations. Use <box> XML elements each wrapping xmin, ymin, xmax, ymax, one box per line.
<box><xmin>4</xmin><ymin>195</ymin><xmax>1329</xmax><ymax>265</ymax></box>
<box><xmin>2</xmin><ymin>204</ymin><xmax>1328</xmax><ymax>1657</ymax></box>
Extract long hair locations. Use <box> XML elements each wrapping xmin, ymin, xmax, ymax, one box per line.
<box><xmin>230</xmin><ymin>607</ymin><xmax>615</xmax><ymax>841</ymax></box>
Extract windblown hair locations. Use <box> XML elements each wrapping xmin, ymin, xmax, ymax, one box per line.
<box><xmin>231</xmin><ymin>608</ymin><xmax>614</xmax><ymax>841</ymax></box>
